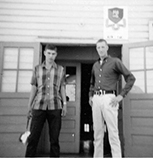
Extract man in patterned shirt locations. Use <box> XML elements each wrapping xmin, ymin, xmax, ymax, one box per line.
<box><xmin>25</xmin><ymin>44</ymin><xmax>67</xmax><ymax>157</ymax></box>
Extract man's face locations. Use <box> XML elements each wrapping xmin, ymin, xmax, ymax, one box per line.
<box><xmin>96</xmin><ymin>41</ymin><xmax>108</xmax><ymax>58</ymax></box>
<box><xmin>44</xmin><ymin>49</ymin><xmax>57</xmax><ymax>63</ymax></box>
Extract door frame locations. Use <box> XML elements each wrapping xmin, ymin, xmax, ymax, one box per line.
<box><xmin>58</xmin><ymin>61</ymin><xmax>81</xmax><ymax>153</ymax></box>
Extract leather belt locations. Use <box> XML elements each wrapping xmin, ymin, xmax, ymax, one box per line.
<box><xmin>94</xmin><ymin>90</ymin><xmax>115</xmax><ymax>95</ymax></box>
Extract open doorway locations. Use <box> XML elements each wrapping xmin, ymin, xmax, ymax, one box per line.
<box><xmin>80</xmin><ymin>45</ymin><xmax>122</xmax><ymax>156</ymax></box>
<box><xmin>80</xmin><ymin>63</ymin><xmax>111</xmax><ymax>156</ymax></box>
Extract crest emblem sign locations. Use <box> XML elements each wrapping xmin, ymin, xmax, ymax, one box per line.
<box><xmin>103</xmin><ymin>6</ymin><xmax>128</xmax><ymax>39</ymax></box>
<box><xmin>106</xmin><ymin>7</ymin><xmax>126</xmax><ymax>30</ymax></box>
<box><xmin>108</xmin><ymin>8</ymin><xmax>123</xmax><ymax>24</ymax></box>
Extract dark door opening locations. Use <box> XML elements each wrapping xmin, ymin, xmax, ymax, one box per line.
<box><xmin>80</xmin><ymin>45</ymin><xmax>122</xmax><ymax>156</ymax></box>
<box><xmin>80</xmin><ymin>63</ymin><xmax>111</xmax><ymax>156</ymax></box>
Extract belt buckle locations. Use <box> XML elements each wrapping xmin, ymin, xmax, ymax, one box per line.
<box><xmin>99</xmin><ymin>90</ymin><xmax>103</xmax><ymax>95</ymax></box>
<box><xmin>100</xmin><ymin>90</ymin><xmax>106</xmax><ymax>95</ymax></box>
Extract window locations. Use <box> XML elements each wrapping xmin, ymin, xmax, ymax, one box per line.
<box><xmin>65</xmin><ymin>66</ymin><xmax>76</xmax><ymax>101</ymax></box>
<box><xmin>1</xmin><ymin>47</ymin><xmax>34</xmax><ymax>92</ymax></box>
<box><xmin>129</xmin><ymin>46</ymin><xmax>153</xmax><ymax>93</ymax></box>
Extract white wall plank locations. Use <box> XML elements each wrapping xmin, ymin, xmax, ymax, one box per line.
<box><xmin>0</xmin><ymin>16</ymin><xmax>103</xmax><ymax>25</ymax></box>
<box><xmin>0</xmin><ymin>35</ymin><xmax>36</xmax><ymax>42</ymax></box>
<box><xmin>129</xmin><ymin>19</ymin><xmax>150</xmax><ymax>25</ymax></box>
<box><xmin>0</xmin><ymin>22</ymin><xmax>103</xmax><ymax>31</ymax></box>
<box><xmin>0</xmin><ymin>22</ymin><xmax>149</xmax><ymax>33</ymax></box>
<box><xmin>129</xmin><ymin>32</ymin><xmax>149</xmax><ymax>39</ymax></box>
<box><xmin>0</xmin><ymin>0</ymin><xmax>152</xmax><ymax>5</ymax></box>
<box><xmin>0</xmin><ymin>29</ymin><xmax>102</xmax><ymax>39</ymax></box>
<box><xmin>1</xmin><ymin>3</ymin><xmax>152</xmax><ymax>12</ymax></box>
<box><xmin>0</xmin><ymin>7</ymin><xmax>103</xmax><ymax>18</ymax></box>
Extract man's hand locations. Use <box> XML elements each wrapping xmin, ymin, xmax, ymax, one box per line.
<box><xmin>27</xmin><ymin>109</ymin><xmax>32</xmax><ymax>119</ymax></box>
<box><xmin>89</xmin><ymin>97</ymin><xmax>93</xmax><ymax>107</ymax></box>
<box><xmin>61</xmin><ymin>104</ymin><xmax>67</xmax><ymax>117</ymax></box>
<box><xmin>110</xmin><ymin>95</ymin><xmax>123</xmax><ymax>107</ymax></box>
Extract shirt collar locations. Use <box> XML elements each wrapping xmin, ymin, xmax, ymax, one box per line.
<box><xmin>98</xmin><ymin>56</ymin><xmax>110</xmax><ymax>64</ymax></box>
<box><xmin>42</xmin><ymin>61</ymin><xmax>57</xmax><ymax>69</ymax></box>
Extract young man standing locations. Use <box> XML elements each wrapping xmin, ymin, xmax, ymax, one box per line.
<box><xmin>89</xmin><ymin>39</ymin><xmax>136</xmax><ymax>158</ymax></box>
<box><xmin>25</xmin><ymin>44</ymin><xmax>67</xmax><ymax>157</ymax></box>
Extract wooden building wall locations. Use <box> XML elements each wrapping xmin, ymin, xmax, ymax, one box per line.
<box><xmin>0</xmin><ymin>0</ymin><xmax>153</xmax><ymax>157</ymax></box>
<box><xmin>0</xmin><ymin>0</ymin><xmax>153</xmax><ymax>44</ymax></box>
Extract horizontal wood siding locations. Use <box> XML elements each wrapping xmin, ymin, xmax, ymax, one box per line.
<box><xmin>0</xmin><ymin>0</ymin><xmax>153</xmax><ymax>44</ymax></box>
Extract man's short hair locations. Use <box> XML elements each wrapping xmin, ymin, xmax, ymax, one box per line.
<box><xmin>96</xmin><ymin>39</ymin><xmax>108</xmax><ymax>45</ymax></box>
<box><xmin>45</xmin><ymin>44</ymin><xmax>57</xmax><ymax>52</ymax></box>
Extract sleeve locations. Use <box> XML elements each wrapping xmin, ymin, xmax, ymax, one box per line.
<box><xmin>115</xmin><ymin>59</ymin><xmax>136</xmax><ymax>97</ymax></box>
<box><xmin>30</xmin><ymin>66</ymin><xmax>38</xmax><ymax>87</ymax></box>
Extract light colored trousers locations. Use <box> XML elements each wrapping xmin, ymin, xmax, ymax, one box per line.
<box><xmin>92</xmin><ymin>94</ymin><xmax>122</xmax><ymax>158</ymax></box>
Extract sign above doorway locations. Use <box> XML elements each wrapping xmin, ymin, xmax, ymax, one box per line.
<box><xmin>103</xmin><ymin>6</ymin><xmax>128</xmax><ymax>40</ymax></box>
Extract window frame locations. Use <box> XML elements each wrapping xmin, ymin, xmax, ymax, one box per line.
<box><xmin>0</xmin><ymin>42</ymin><xmax>40</xmax><ymax>95</ymax></box>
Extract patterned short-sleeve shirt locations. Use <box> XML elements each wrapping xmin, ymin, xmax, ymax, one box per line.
<box><xmin>31</xmin><ymin>61</ymin><xmax>65</xmax><ymax>110</ymax></box>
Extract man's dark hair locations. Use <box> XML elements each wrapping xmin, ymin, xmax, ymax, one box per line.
<box><xmin>96</xmin><ymin>39</ymin><xmax>108</xmax><ymax>45</ymax></box>
<box><xmin>45</xmin><ymin>44</ymin><xmax>57</xmax><ymax>52</ymax></box>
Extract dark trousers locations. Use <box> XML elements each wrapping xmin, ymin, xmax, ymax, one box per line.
<box><xmin>25</xmin><ymin>109</ymin><xmax>62</xmax><ymax>157</ymax></box>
